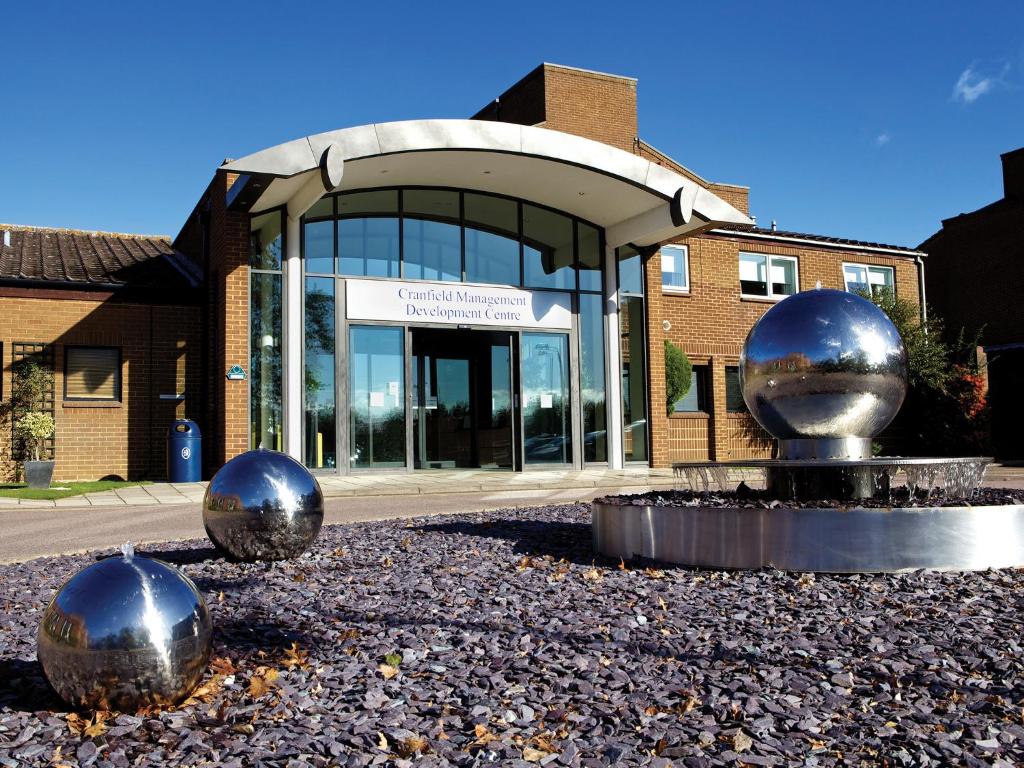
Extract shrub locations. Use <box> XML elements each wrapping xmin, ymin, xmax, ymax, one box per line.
<box><xmin>664</xmin><ymin>340</ymin><xmax>692</xmax><ymax>415</ymax></box>
<box><xmin>18</xmin><ymin>411</ymin><xmax>54</xmax><ymax>461</ymax></box>
<box><xmin>863</xmin><ymin>289</ymin><xmax>989</xmax><ymax>455</ymax></box>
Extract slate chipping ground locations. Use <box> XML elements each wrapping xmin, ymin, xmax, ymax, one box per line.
<box><xmin>1</xmin><ymin>502</ymin><xmax>1024</xmax><ymax>766</ymax></box>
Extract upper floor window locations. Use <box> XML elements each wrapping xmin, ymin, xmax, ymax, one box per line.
<box><xmin>739</xmin><ymin>252</ymin><xmax>798</xmax><ymax>299</ymax></box>
<box><xmin>661</xmin><ymin>244</ymin><xmax>689</xmax><ymax>292</ymax></box>
<box><xmin>844</xmin><ymin>263</ymin><xmax>894</xmax><ymax>298</ymax></box>
<box><xmin>65</xmin><ymin>346</ymin><xmax>121</xmax><ymax>401</ymax></box>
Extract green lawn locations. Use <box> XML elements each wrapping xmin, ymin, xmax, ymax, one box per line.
<box><xmin>0</xmin><ymin>480</ymin><xmax>149</xmax><ymax>501</ymax></box>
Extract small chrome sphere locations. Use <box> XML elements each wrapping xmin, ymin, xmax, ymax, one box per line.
<box><xmin>203</xmin><ymin>449</ymin><xmax>324</xmax><ymax>562</ymax></box>
<box><xmin>37</xmin><ymin>546</ymin><xmax>211</xmax><ymax>711</ymax></box>
<box><xmin>740</xmin><ymin>289</ymin><xmax>907</xmax><ymax>441</ymax></box>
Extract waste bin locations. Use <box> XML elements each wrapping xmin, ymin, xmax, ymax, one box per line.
<box><xmin>167</xmin><ymin>420</ymin><xmax>202</xmax><ymax>482</ymax></box>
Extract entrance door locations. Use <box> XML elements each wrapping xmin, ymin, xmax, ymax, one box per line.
<box><xmin>521</xmin><ymin>332</ymin><xmax>572</xmax><ymax>466</ymax></box>
<box><xmin>412</xmin><ymin>328</ymin><xmax>514</xmax><ymax>469</ymax></box>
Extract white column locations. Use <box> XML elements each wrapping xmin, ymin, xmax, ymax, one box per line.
<box><xmin>284</xmin><ymin>214</ymin><xmax>303</xmax><ymax>461</ymax></box>
<box><xmin>604</xmin><ymin>243</ymin><xmax>624</xmax><ymax>469</ymax></box>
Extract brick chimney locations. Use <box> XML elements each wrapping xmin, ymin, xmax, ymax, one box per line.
<box><xmin>472</xmin><ymin>63</ymin><xmax>639</xmax><ymax>154</ymax></box>
<box><xmin>1001</xmin><ymin>146</ymin><xmax>1024</xmax><ymax>200</ymax></box>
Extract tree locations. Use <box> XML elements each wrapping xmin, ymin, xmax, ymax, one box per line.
<box><xmin>664</xmin><ymin>340</ymin><xmax>692</xmax><ymax>416</ymax></box>
<box><xmin>863</xmin><ymin>289</ymin><xmax>989</xmax><ymax>456</ymax></box>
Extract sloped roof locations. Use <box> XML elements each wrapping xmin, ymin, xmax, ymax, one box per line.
<box><xmin>0</xmin><ymin>225</ymin><xmax>201</xmax><ymax>289</ymax></box>
<box><xmin>711</xmin><ymin>223</ymin><xmax>925</xmax><ymax>257</ymax></box>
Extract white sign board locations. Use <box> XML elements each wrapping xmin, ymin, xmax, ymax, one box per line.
<box><xmin>346</xmin><ymin>279</ymin><xmax>572</xmax><ymax>330</ymax></box>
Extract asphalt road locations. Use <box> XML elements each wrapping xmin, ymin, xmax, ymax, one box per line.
<box><xmin>0</xmin><ymin>486</ymin><xmax>645</xmax><ymax>564</ymax></box>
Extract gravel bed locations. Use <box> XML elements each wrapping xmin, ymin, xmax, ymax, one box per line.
<box><xmin>598</xmin><ymin>486</ymin><xmax>1024</xmax><ymax>509</ymax></box>
<box><xmin>1</xmin><ymin>503</ymin><xmax>1023</xmax><ymax>766</ymax></box>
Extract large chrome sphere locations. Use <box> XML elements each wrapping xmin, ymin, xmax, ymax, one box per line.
<box><xmin>740</xmin><ymin>289</ymin><xmax>907</xmax><ymax>441</ymax></box>
<box><xmin>203</xmin><ymin>449</ymin><xmax>324</xmax><ymax>562</ymax></box>
<box><xmin>37</xmin><ymin>546</ymin><xmax>212</xmax><ymax>711</ymax></box>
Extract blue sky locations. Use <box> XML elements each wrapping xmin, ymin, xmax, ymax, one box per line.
<box><xmin>1</xmin><ymin>1</ymin><xmax>1021</xmax><ymax>247</ymax></box>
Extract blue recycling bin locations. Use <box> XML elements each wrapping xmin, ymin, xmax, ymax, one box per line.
<box><xmin>167</xmin><ymin>420</ymin><xmax>202</xmax><ymax>482</ymax></box>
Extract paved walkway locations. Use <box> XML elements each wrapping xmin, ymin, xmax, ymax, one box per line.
<box><xmin>1</xmin><ymin>464</ymin><xmax>1021</xmax><ymax>509</ymax></box>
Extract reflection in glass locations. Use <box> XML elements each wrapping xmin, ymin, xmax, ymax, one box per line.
<box><xmin>250</xmin><ymin>212</ymin><xmax>282</xmax><ymax>270</ymax></box>
<box><xmin>339</xmin><ymin>190</ymin><xmax>398</xmax><ymax>215</ymax></box>
<box><xmin>339</xmin><ymin>218</ymin><xmax>400</xmax><ymax>277</ymax></box>
<box><xmin>350</xmin><ymin>326</ymin><xmax>405</xmax><ymax>468</ymax></box>
<box><xmin>522</xmin><ymin>332</ymin><xmax>571</xmax><ymax>465</ymax></box>
<box><xmin>579</xmin><ymin>294</ymin><xmax>607</xmax><ymax>462</ymax></box>
<box><xmin>673</xmin><ymin>366</ymin><xmax>706</xmax><ymax>412</ymax></box>
<box><xmin>577</xmin><ymin>222</ymin><xmax>602</xmax><ymax>291</ymax></box>
<box><xmin>464</xmin><ymin>193</ymin><xmax>520</xmax><ymax>286</ymax></box>
<box><xmin>304</xmin><ymin>278</ymin><xmax>336</xmax><ymax>469</ymax></box>
<box><xmin>523</xmin><ymin>204</ymin><xmax>574</xmax><ymax>290</ymax></box>
<box><xmin>305</xmin><ymin>196</ymin><xmax>333</xmax><ymax>219</ymax></box>
<box><xmin>304</xmin><ymin>220</ymin><xmax>334</xmax><ymax>274</ymax></box>
<box><xmin>621</xmin><ymin>295</ymin><xmax>647</xmax><ymax>461</ymax></box>
<box><xmin>250</xmin><ymin>272</ymin><xmax>282</xmax><ymax>450</ymax></box>
<box><xmin>403</xmin><ymin>189</ymin><xmax>461</xmax><ymax>282</ymax></box>
<box><xmin>618</xmin><ymin>245</ymin><xmax>643</xmax><ymax>294</ymax></box>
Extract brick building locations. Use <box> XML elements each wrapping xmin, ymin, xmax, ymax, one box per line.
<box><xmin>0</xmin><ymin>63</ymin><xmax>924</xmax><ymax>480</ymax></box>
<box><xmin>921</xmin><ymin>147</ymin><xmax>1024</xmax><ymax>459</ymax></box>
<box><xmin>0</xmin><ymin>227</ymin><xmax>201</xmax><ymax>480</ymax></box>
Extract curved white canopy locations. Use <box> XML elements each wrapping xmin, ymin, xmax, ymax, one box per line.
<box><xmin>222</xmin><ymin>119</ymin><xmax>751</xmax><ymax>248</ymax></box>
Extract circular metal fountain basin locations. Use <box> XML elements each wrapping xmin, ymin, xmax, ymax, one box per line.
<box><xmin>592</xmin><ymin>501</ymin><xmax>1024</xmax><ymax>573</ymax></box>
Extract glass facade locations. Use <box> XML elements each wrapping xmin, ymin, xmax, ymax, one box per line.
<box><xmin>250</xmin><ymin>212</ymin><xmax>283</xmax><ymax>450</ymax></box>
<box><xmin>304</xmin><ymin>277</ymin><xmax>336</xmax><ymax>468</ymax></box>
<box><xmin>521</xmin><ymin>332</ymin><xmax>571</xmax><ymax>465</ymax></box>
<box><xmin>349</xmin><ymin>325</ymin><xmax>405</xmax><ymax>468</ymax></box>
<box><xmin>579</xmin><ymin>293</ymin><xmax>607</xmax><ymax>462</ymax></box>
<box><xmin>247</xmin><ymin>187</ymin><xmax>616</xmax><ymax>472</ymax></box>
<box><xmin>618</xmin><ymin>246</ymin><xmax>648</xmax><ymax>462</ymax></box>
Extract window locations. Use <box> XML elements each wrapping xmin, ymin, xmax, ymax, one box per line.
<box><xmin>523</xmin><ymin>204</ymin><xmax>575</xmax><ymax>290</ymax></box>
<box><xmin>661</xmin><ymin>244</ymin><xmax>689</xmax><ymax>292</ymax></box>
<box><xmin>65</xmin><ymin>347</ymin><xmax>120</xmax><ymax>401</ymax></box>
<box><xmin>739</xmin><ymin>253</ymin><xmax>798</xmax><ymax>298</ymax></box>
<box><xmin>844</xmin><ymin>263</ymin><xmax>894</xmax><ymax>298</ymax></box>
<box><xmin>673</xmin><ymin>365</ymin><xmax>707</xmax><ymax>412</ymax></box>
<box><xmin>338</xmin><ymin>190</ymin><xmax>400</xmax><ymax>278</ymax></box>
<box><xmin>725</xmin><ymin>366</ymin><xmax>746</xmax><ymax>413</ymax></box>
<box><xmin>464</xmin><ymin>193</ymin><xmax>520</xmax><ymax>286</ymax></box>
<box><xmin>250</xmin><ymin>210</ymin><xmax>283</xmax><ymax>450</ymax></box>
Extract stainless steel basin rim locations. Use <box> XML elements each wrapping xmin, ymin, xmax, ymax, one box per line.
<box><xmin>592</xmin><ymin>501</ymin><xmax>1024</xmax><ymax>573</ymax></box>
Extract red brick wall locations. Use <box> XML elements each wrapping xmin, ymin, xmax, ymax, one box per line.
<box><xmin>541</xmin><ymin>66</ymin><xmax>638</xmax><ymax>153</ymax></box>
<box><xmin>0</xmin><ymin>294</ymin><xmax>201</xmax><ymax>481</ymax></box>
<box><xmin>206</xmin><ymin>171</ymin><xmax>252</xmax><ymax>471</ymax></box>
<box><xmin>644</xmin><ymin>233</ymin><xmax>921</xmax><ymax>467</ymax></box>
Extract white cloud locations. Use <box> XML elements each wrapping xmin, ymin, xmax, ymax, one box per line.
<box><xmin>875</xmin><ymin>132</ymin><xmax>891</xmax><ymax>147</ymax></box>
<box><xmin>952</xmin><ymin>63</ymin><xmax>1010</xmax><ymax>103</ymax></box>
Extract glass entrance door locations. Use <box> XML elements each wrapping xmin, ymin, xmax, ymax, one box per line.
<box><xmin>412</xmin><ymin>329</ymin><xmax>514</xmax><ymax>469</ymax></box>
<box><xmin>521</xmin><ymin>332</ymin><xmax>572</xmax><ymax>466</ymax></box>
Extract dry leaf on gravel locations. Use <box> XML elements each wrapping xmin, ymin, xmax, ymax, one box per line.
<box><xmin>248</xmin><ymin>666</ymin><xmax>279</xmax><ymax>698</ymax></box>
<box><xmin>379</xmin><ymin>663</ymin><xmax>400</xmax><ymax>680</ymax></box>
<box><xmin>282</xmin><ymin>642</ymin><xmax>311</xmax><ymax>670</ymax></box>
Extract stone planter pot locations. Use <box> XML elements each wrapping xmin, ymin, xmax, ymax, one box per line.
<box><xmin>24</xmin><ymin>460</ymin><xmax>55</xmax><ymax>490</ymax></box>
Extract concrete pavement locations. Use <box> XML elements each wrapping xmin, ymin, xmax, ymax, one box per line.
<box><xmin>1</xmin><ymin>464</ymin><xmax>1020</xmax><ymax>563</ymax></box>
<box><xmin>0</xmin><ymin>484</ymin><xmax>660</xmax><ymax>564</ymax></box>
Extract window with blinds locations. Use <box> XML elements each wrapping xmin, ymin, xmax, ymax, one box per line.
<box><xmin>64</xmin><ymin>347</ymin><xmax>120</xmax><ymax>400</ymax></box>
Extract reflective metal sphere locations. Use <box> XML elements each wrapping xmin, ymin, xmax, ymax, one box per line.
<box><xmin>740</xmin><ymin>289</ymin><xmax>907</xmax><ymax>442</ymax></box>
<box><xmin>37</xmin><ymin>545</ymin><xmax>211</xmax><ymax>711</ymax></box>
<box><xmin>203</xmin><ymin>449</ymin><xmax>324</xmax><ymax>561</ymax></box>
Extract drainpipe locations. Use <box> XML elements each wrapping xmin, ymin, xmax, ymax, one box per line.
<box><xmin>915</xmin><ymin>255</ymin><xmax>928</xmax><ymax>326</ymax></box>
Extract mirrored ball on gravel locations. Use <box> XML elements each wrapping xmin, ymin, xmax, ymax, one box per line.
<box><xmin>37</xmin><ymin>544</ymin><xmax>212</xmax><ymax>711</ymax></box>
<box><xmin>740</xmin><ymin>288</ymin><xmax>908</xmax><ymax>441</ymax></box>
<box><xmin>203</xmin><ymin>449</ymin><xmax>324</xmax><ymax>561</ymax></box>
